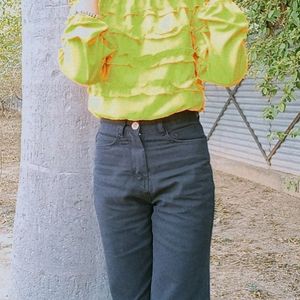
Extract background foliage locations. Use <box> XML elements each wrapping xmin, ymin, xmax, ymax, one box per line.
<box><xmin>0</xmin><ymin>0</ymin><xmax>22</xmax><ymax>113</ymax></box>
<box><xmin>237</xmin><ymin>0</ymin><xmax>300</xmax><ymax>140</ymax></box>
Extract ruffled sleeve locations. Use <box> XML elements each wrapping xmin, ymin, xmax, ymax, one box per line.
<box><xmin>193</xmin><ymin>0</ymin><xmax>249</xmax><ymax>87</ymax></box>
<box><xmin>57</xmin><ymin>10</ymin><xmax>116</xmax><ymax>86</ymax></box>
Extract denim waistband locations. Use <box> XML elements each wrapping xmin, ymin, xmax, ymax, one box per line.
<box><xmin>99</xmin><ymin>110</ymin><xmax>200</xmax><ymax>136</ymax></box>
<box><xmin>100</xmin><ymin>110</ymin><xmax>198</xmax><ymax>125</ymax></box>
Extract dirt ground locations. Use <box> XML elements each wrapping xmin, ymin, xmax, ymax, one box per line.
<box><xmin>0</xmin><ymin>113</ymin><xmax>299</xmax><ymax>300</ymax></box>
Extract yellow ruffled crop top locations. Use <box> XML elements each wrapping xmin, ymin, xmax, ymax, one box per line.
<box><xmin>58</xmin><ymin>0</ymin><xmax>249</xmax><ymax>121</ymax></box>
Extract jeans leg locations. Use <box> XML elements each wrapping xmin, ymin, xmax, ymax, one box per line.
<box><xmin>149</xmin><ymin>136</ymin><xmax>215</xmax><ymax>300</ymax></box>
<box><xmin>93</xmin><ymin>124</ymin><xmax>153</xmax><ymax>300</ymax></box>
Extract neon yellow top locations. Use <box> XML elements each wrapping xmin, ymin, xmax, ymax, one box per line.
<box><xmin>58</xmin><ymin>0</ymin><xmax>249</xmax><ymax>121</ymax></box>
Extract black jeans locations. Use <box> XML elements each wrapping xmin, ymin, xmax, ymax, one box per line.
<box><xmin>93</xmin><ymin>110</ymin><xmax>215</xmax><ymax>300</ymax></box>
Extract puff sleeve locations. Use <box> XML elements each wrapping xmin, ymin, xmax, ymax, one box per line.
<box><xmin>193</xmin><ymin>0</ymin><xmax>249</xmax><ymax>87</ymax></box>
<box><xmin>57</xmin><ymin>10</ymin><xmax>116</xmax><ymax>86</ymax></box>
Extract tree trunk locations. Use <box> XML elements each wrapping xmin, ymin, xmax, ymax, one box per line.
<box><xmin>10</xmin><ymin>0</ymin><xmax>111</xmax><ymax>298</ymax></box>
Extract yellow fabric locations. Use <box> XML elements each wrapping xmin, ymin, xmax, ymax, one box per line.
<box><xmin>58</xmin><ymin>0</ymin><xmax>249</xmax><ymax>121</ymax></box>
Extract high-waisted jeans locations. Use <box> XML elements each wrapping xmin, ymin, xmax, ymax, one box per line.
<box><xmin>93</xmin><ymin>110</ymin><xmax>215</xmax><ymax>300</ymax></box>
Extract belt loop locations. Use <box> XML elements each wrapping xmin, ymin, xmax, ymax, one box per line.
<box><xmin>156</xmin><ymin>119</ymin><xmax>166</xmax><ymax>135</ymax></box>
<box><xmin>117</xmin><ymin>121</ymin><xmax>127</xmax><ymax>137</ymax></box>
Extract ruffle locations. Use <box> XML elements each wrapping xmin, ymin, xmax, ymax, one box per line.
<box><xmin>95</xmin><ymin>0</ymin><xmax>210</xmax><ymax>91</ymax></box>
<box><xmin>97</xmin><ymin>48</ymin><xmax>198</xmax><ymax>94</ymax></box>
<box><xmin>87</xmin><ymin>90</ymin><xmax>205</xmax><ymax>121</ymax></box>
<box><xmin>100</xmin><ymin>3</ymin><xmax>203</xmax><ymax>41</ymax></box>
<box><xmin>79</xmin><ymin>1</ymin><xmax>208</xmax><ymax>97</ymax></box>
<box><xmin>109</xmin><ymin>48</ymin><xmax>195</xmax><ymax>69</ymax></box>
<box><xmin>105</xmin><ymin>29</ymin><xmax>194</xmax><ymax>58</ymax></box>
<box><xmin>62</xmin><ymin>14</ymin><xmax>109</xmax><ymax>43</ymax></box>
<box><xmin>100</xmin><ymin>0</ymin><xmax>206</xmax><ymax>18</ymax></box>
<box><xmin>87</xmin><ymin>59</ymin><xmax>203</xmax><ymax>98</ymax></box>
<box><xmin>88</xmin><ymin>81</ymin><xmax>204</xmax><ymax>101</ymax></box>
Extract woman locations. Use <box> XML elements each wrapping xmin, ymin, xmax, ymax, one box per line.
<box><xmin>58</xmin><ymin>0</ymin><xmax>249</xmax><ymax>299</ymax></box>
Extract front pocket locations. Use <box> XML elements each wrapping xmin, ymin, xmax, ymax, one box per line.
<box><xmin>96</xmin><ymin>130</ymin><xmax>120</xmax><ymax>147</ymax></box>
<box><xmin>165</xmin><ymin>121</ymin><xmax>207</xmax><ymax>143</ymax></box>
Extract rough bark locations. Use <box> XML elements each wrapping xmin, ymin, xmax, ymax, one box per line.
<box><xmin>10</xmin><ymin>0</ymin><xmax>111</xmax><ymax>298</ymax></box>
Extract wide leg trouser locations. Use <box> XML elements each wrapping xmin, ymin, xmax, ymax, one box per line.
<box><xmin>93</xmin><ymin>110</ymin><xmax>215</xmax><ymax>300</ymax></box>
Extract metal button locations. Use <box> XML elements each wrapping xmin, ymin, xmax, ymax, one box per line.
<box><xmin>131</xmin><ymin>121</ymin><xmax>139</xmax><ymax>130</ymax></box>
